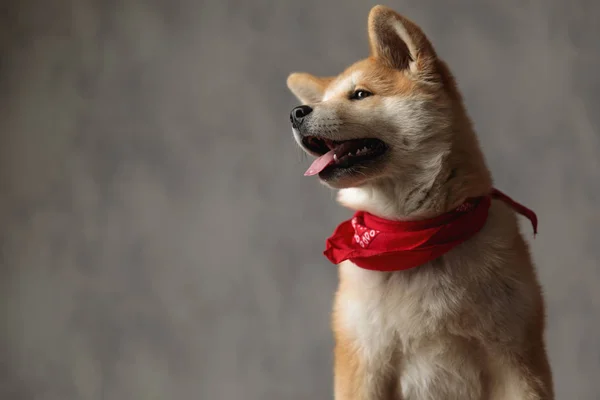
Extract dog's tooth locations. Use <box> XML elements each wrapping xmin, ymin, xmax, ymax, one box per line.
<box><xmin>333</xmin><ymin>154</ymin><xmax>338</xmax><ymax>162</ymax></box>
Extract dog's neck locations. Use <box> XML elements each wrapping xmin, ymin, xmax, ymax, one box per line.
<box><xmin>337</xmin><ymin>150</ymin><xmax>492</xmax><ymax>221</ymax></box>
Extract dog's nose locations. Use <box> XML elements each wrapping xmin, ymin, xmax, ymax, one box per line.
<box><xmin>290</xmin><ymin>105</ymin><xmax>313</xmax><ymax>128</ymax></box>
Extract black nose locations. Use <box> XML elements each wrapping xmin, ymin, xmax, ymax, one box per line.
<box><xmin>290</xmin><ymin>105</ymin><xmax>313</xmax><ymax>128</ymax></box>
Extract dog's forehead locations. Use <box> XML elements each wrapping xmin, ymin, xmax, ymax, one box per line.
<box><xmin>322</xmin><ymin>59</ymin><xmax>411</xmax><ymax>100</ymax></box>
<box><xmin>323</xmin><ymin>70</ymin><xmax>363</xmax><ymax>101</ymax></box>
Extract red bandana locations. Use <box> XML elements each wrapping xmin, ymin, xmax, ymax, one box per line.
<box><xmin>324</xmin><ymin>188</ymin><xmax>537</xmax><ymax>272</ymax></box>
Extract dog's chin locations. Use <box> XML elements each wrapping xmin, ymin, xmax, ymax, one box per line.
<box><xmin>316</xmin><ymin>159</ymin><xmax>387</xmax><ymax>188</ymax></box>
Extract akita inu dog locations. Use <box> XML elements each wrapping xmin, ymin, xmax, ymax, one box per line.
<box><xmin>286</xmin><ymin>5</ymin><xmax>553</xmax><ymax>400</ymax></box>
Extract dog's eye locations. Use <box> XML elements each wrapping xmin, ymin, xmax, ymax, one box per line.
<box><xmin>350</xmin><ymin>90</ymin><xmax>373</xmax><ymax>100</ymax></box>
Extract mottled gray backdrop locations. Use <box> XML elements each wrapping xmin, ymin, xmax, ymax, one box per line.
<box><xmin>0</xmin><ymin>0</ymin><xmax>598</xmax><ymax>399</ymax></box>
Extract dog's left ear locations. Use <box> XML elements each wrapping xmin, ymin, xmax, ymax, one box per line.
<box><xmin>287</xmin><ymin>73</ymin><xmax>333</xmax><ymax>104</ymax></box>
<box><xmin>368</xmin><ymin>6</ymin><xmax>438</xmax><ymax>78</ymax></box>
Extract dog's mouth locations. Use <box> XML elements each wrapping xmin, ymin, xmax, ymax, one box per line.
<box><xmin>301</xmin><ymin>136</ymin><xmax>387</xmax><ymax>177</ymax></box>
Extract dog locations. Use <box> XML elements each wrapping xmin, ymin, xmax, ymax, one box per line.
<box><xmin>286</xmin><ymin>5</ymin><xmax>553</xmax><ymax>400</ymax></box>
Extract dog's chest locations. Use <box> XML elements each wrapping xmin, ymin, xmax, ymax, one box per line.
<box><xmin>336</xmin><ymin>261</ymin><xmax>450</xmax><ymax>357</ymax></box>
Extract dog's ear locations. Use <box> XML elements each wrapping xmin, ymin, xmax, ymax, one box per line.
<box><xmin>287</xmin><ymin>73</ymin><xmax>333</xmax><ymax>104</ymax></box>
<box><xmin>368</xmin><ymin>6</ymin><xmax>437</xmax><ymax>77</ymax></box>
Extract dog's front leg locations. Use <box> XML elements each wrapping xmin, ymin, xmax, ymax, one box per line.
<box><xmin>333</xmin><ymin>332</ymin><xmax>399</xmax><ymax>400</ymax></box>
<box><xmin>490</xmin><ymin>354</ymin><xmax>554</xmax><ymax>400</ymax></box>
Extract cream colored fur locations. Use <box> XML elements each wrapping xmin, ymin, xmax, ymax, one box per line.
<box><xmin>286</xmin><ymin>5</ymin><xmax>553</xmax><ymax>400</ymax></box>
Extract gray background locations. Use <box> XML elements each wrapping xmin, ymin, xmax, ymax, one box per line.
<box><xmin>0</xmin><ymin>0</ymin><xmax>598</xmax><ymax>399</ymax></box>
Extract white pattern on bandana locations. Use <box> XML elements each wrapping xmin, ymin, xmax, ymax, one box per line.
<box><xmin>351</xmin><ymin>217</ymin><xmax>380</xmax><ymax>248</ymax></box>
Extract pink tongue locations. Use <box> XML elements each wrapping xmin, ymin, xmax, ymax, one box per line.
<box><xmin>304</xmin><ymin>149</ymin><xmax>335</xmax><ymax>176</ymax></box>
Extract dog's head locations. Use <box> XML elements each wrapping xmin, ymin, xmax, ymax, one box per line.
<box><xmin>287</xmin><ymin>6</ymin><xmax>468</xmax><ymax>191</ymax></box>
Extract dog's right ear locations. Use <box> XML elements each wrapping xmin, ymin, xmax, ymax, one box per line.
<box><xmin>286</xmin><ymin>73</ymin><xmax>333</xmax><ymax>104</ymax></box>
<box><xmin>368</xmin><ymin>6</ymin><xmax>438</xmax><ymax>78</ymax></box>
